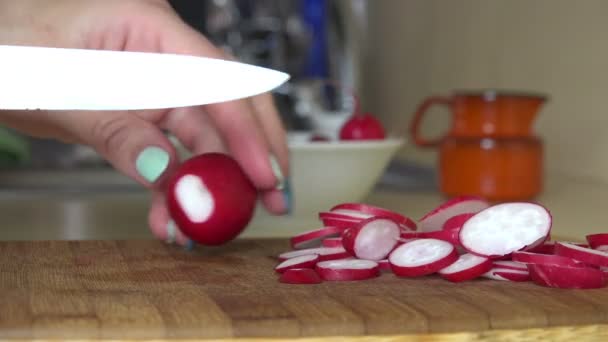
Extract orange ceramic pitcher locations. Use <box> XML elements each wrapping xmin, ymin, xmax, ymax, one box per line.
<box><xmin>409</xmin><ymin>90</ymin><xmax>547</xmax><ymax>202</ymax></box>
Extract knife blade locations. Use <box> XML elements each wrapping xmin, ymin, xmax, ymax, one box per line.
<box><xmin>0</xmin><ymin>45</ymin><xmax>290</xmax><ymax>111</ymax></box>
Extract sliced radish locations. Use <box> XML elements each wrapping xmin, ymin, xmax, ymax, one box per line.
<box><xmin>442</xmin><ymin>213</ymin><xmax>476</xmax><ymax>231</ymax></box>
<box><xmin>319</xmin><ymin>216</ymin><xmax>360</xmax><ymax>229</ymax></box>
<box><xmin>389</xmin><ymin>239</ymin><xmax>458</xmax><ymax>277</ymax></box>
<box><xmin>492</xmin><ymin>260</ymin><xmax>527</xmax><ymax>271</ymax></box>
<box><xmin>315</xmin><ymin>259</ymin><xmax>380</xmax><ymax>281</ymax></box>
<box><xmin>459</xmin><ymin>202</ymin><xmax>552</xmax><ymax>258</ymax></box>
<box><xmin>419</xmin><ymin>228</ymin><xmax>461</xmax><ymax>246</ymax></box>
<box><xmin>275</xmin><ymin>254</ymin><xmax>319</xmax><ymax>273</ymax></box>
<box><xmin>438</xmin><ymin>253</ymin><xmax>492</xmax><ymax>282</ymax></box>
<box><xmin>482</xmin><ymin>268</ymin><xmax>530</xmax><ymax>282</ymax></box>
<box><xmin>378</xmin><ymin>259</ymin><xmax>391</xmax><ymax>271</ymax></box>
<box><xmin>586</xmin><ymin>233</ymin><xmax>608</xmax><ymax>251</ymax></box>
<box><xmin>418</xmin><ymin>196</ymin><xmax>490</xmax><ymax>232</ymax></box>
<box><xmin>322</xmin><ymin>237</ymin><xmax>343</xmax><ymax>248</ymax></box>
<box><xmin>554</xmin><ymin>242</ymin><xmax>608</xmax><ymax>267</ymax></box>
<box><xmin>341</xmin><ymin>217</ymin><xmax>400</xmax><ymax>261</ymax></box>
<box><xmin>330</xmin><ymin>203</ymin><xmax>417</xmax><ymax>231</ymax></box>
<box><xmin>279</xmin><ymin>268</ymin><xmax>322</xmax><ymax>284</ymax></box>
<box><xmin>512</xmin><ymin>251</ymin><xmax>584</xmax><ymax>267</ymax></box>
<box><xmin>529</xmin><ymin>263</ymin><xmax>606</xmax><ymax>289</ymax></box>
<box><xmin>278</xmin><ymin>247</ymin><xmax>350</xmax><ymax>261</ymax></box>
<box><xmin>290</xmin><ymin>226</ymin><xmax>344</xmax><ymax>249</ymax></box>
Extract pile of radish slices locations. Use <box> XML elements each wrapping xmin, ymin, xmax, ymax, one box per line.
<box><xmin>275</xmin><ymin>197</ymin><xmax>608</xmax><ymax>289</ymax></box>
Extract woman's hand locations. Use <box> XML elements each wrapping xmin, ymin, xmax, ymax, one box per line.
<box><xmin>0</xmin><ymin>0</ymin><xmax>290</xmax><ymax>246</ymax></box>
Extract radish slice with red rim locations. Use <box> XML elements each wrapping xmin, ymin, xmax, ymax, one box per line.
<box><xmin>279</xmin><ymin>268</ymin><xmax>322</xmax><ymax>284</ymax></box>
<box><xmin>341</xmin><ymin>217</ymin><xmax>401</xmax><ymax>261</ymax></box>
<box><xmin>512</xmin><ymin>251</ymin><xmax>584</xmax><ymax>267</ymax></box>
<box><xmin>278</xmin><ymin>247</ymin><xmax>349</xmax><ymax>261</ymax></box>
<box><xmin>419</xmin><ymin>228</ymin><xmax>461</xmax><ymax>246</ymax></box>
<box><xmin>529</xmin><ymin>263</ymin><xmax>606</xmax><ymax>289</ymax></box>
<box><xmin>418</xmin><ymin>196</ymin><xmax>490</xmax><ymax>232</ymax></box>
<box><xmin>442</xmin><ymin>213</ymin><xmax>476</xmax><ymax>231</ymax></box>
<box><xmin>482</xmin><ymin>268</ymin><xmax>530</xmax><ymax>282</ymax></box>
<box><xmin>315</xmin><ymin>259</ymin><xmax>380</xmax><ymax>281</ymax></box>
<box><xmin>290</xmin><ymin>226</ymin><xmax>344</xmax><ymax>249</ymax></box>
<box><xmin>275</xmin><ymin>254</ymin><xmax>319</xmax><ymax>273</ymax></box>
<box><xmin>389</xmin><ymin>238</ymin><xmax>458</xmax><ymax>277</ymax></box>
<box><xmin>438</xmin><ymin>253</ymin><xmax>492</xmax><ymax>282</ymax></box>
<box><xmin>492</xmin><ymin>260</ymin><xmax>527</xmax><ymax>271</ymax></box>
<box><xmin>586</xmin><ymin>233</ymin><xmax>608</xmax><ymax>251</ymax></box>
<box><xmin>378</xmin><ymin>259</ymin><xmax>391</xmax><ymax>271</ymax></box>
<box><xmin>554</xmin><ymin>242</ymin><xmax>608</xmax><ymax>267</ymax></box>
<box><xmin>459</xmin><ymin>202</ymin><xmax>552</xmax><ymax>258</ymax></box>
<box><xmin>330</xmin><ymin>203</ymin><xmax>417</xmax><ymax>231</ymax></box>
<box><xmin>322</xmin><ymin>237</ymin><xmax>343</xmax><ymax>248</ymax></box>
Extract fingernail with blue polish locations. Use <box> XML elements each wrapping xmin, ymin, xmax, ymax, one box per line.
<box><xmin>282</xmin><ymin>177</ymin><xmax>292</xmax><ymax>215</ymax></box>
<box><xmin>136</xmin><ymin>146</ymin><xmax>170</xmax><ymax>183</ymax></box>
<box><xmin>184</xmin><ymin>239</ymin><xmax>195</xmax><ymax>251</ymax></box>
<box><xmin>269</xmin><ymin>155</ymin><xmax>285</xmax><ymax>190</ymax></box>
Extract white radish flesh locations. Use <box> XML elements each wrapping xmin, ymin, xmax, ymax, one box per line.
<box><xmin>418</xmin><ymin>196</ymin><xmax>490</xmax><ymax>232</ymax></box>
<box><xmin>278</xmin><ymin>247</ymin><xmax>349</xmax><ymax>261</ymax></box>
<box><xmin>389</xmin><ymin>239</ymin><xmax>458</xmax><ymax>277</ymax></box>
<box><xmin>275</xmin><ymin>254</ymin><xmax>319</xmax><ymax>273</ymax></box>
<box><xmin>438</xmin><ymin>253</ymin><xmax>492</xmax><ymax>282</ymax></box>
<box><xmin>342</xmin><ymin>217</ymin><xmax>400</xmax><ymax>261</ymax></box>
<box><xmin>315</xmin><ymin>259</ymin><xmax>380</xmax><ymax>281</ymax></box>
<box><xmin>482</xmin><ymin>268</ymin><xmax>530</xmax><ymax>282</ymax></box>
<box><xmin>459</xmin><ymin>202</ymin><xmax>552</xmax><ymax>258</ymax></box>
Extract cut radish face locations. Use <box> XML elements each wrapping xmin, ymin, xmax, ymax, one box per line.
<box><xmin>290</xmin><ymin>226</ymin><xmax>344</xmax><ymax>249</ymax></box>
<box><xmin>330</xmin><ymin>203</ymin><xmax>417</xmax><ymax>231</ymax></box>
<box><xmin>512</xmin><ymin>251</ymin><xmax>584</xmax><ymax>267</ymax></box>
<box><xmin>554</xmin><ymin>242</ymin><xmax>608</xmax><ymax>267</ymax></box>
<box><xmin>438</xmin><ymin>253</ymin><xmax>492</xmax><ymax>282</ymax></box>
<box><xmin>166</xmin><ymin>153</ymin><xmax>257</xmax><ymax>246</ymax></box>
<box><xmin>492</xmin><ymin>260</ymin><xmax>527</xmax><ymax>271</ymax></box>
<box><xmin>275</xmin><ymin>254</ymin><xmax>319</xmax><ymax>273</ymax></box>
<box><xmin>322</xmin><ymin>237</ymin><xmax>343</xmax><ymax>248</ymax></box>
<box><xmin>315</xmin><ymin>259</ymin><xmax>380</xmax><ymax>281</ymax></box>
<box><xmin>459</xmin><ymin>202</ymin><xmax>552</xmax><ymax>258</ymax></box>
<box><xmin>586</xmin><ymin>234</ymin><xmax>608</xmax><ymax>251</ymax></box>
<box><xmin>279</xmin><ymin>268</ymin><xmax>322</xmax><ymax>284</ymax></box>
<box><xmin>418</xmin><ymin>196</ymin><xmax>490</xmax><ymax>232</ymax></box>
<box><xmin>341</xmin><ymin>217</ymin><xmax>400</xmax><ymax>261</ymax></box>
<box><xmin>278</xmin><ymin>247</ymin><xmax>349</xmax><ymax>261</ymax></box>
<box><xmin>529</xmin><ymin>264</ymin><xmax>606</xmax><ymax>289</ymax></box>
<box><xmin>442</xmin><ymin>213</ymin><xmax>476</xmax><ymax>231</ymax></box>
<box><xmin>389</xmin><ymin>239</ymin><xmax>458</xmax><ymax>277</ymax></box>
<box><xmin>482</xmin><ymin>268</ymin><xmax>530</xmax><ymax>282</ymax></box>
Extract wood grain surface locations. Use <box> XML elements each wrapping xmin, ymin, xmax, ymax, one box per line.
<box><xmin>1</xmin><ymin>238</ymin><xmax>608</xmax><ymax>340</ymax></box>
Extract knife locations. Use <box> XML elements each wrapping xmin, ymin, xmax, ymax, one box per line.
<box><xmin>0</xmin><ymin>45</ymin><xmax>290</xmax><ymax>111</ymax></box>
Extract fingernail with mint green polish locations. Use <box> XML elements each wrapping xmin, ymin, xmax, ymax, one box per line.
<box><xmin>282</xmin><ymin>177</ymin><xmax>292</xmax><ymax>215</ymax></box>
<box><xmin>136</xmin><ymin>146</ymin><xmax>170</xmax><ymax>183</ymax></box>
<box><xmin>269</xmin><ymin>155</ymin><xmax>285</xmax><ymax>190</ymax></box>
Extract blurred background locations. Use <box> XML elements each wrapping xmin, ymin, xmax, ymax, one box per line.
<box><xmin>0</xmin><ymin>0</ymin><xmax>606</xmax><ymax>240</ymax></box>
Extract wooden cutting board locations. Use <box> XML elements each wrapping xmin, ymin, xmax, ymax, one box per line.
<box><xmin>1</xmin><ymin>239</ymin><xmax>608</xmax><ymax>341</ymax></box>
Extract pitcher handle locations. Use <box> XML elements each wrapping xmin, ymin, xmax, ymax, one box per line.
<box><xmin>409</xmin><ymin>96</ymin><xmax>453</xmax><ymax>147</ymax></box>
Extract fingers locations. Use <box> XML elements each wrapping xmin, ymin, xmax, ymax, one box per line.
<box><xmin>148</xmin><ymin>191</ymin><xmax>190</xmax><ymax>246</ymax></box>
<box><xmin>58</xmin><ymin>110</ymin><xmax>178</xmax><ymax>190</ymax></box>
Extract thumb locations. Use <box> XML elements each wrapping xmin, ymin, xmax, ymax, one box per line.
<box><xmin>66</xmin><ymin>111</ymin><xmax>178</xmax><ymax>188</ymax></box>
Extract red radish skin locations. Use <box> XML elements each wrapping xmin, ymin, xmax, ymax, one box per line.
<box><xmin>275</xmin><ymin>254</ymin><xmax>319</xmax><ymax>273</ymax></box>
<box><xmin>339</xmin><ymin>113</ymin><xmax>386</xmax><ymax>141</ymax></box>
<box><xmin>554</xmin><ymin>242</ymin><xmax>608</xmax><ymax>267</ymax></box>
<box><xmin>290</xmin><ymin>226</ymin><xmax>344</xmax><ymax>249</ymax></box>
<box><xmin>319</xmin><ymin>217</ymin><xmax>360</xmax><ymax>229</ymax></box>
<box><xmin>322</xmin><ymin>237</ymin><xmax>343</xmax><ymax>248</ymax></box>
<box><xmin>482</xmin><ymin>269</ymin><xmax>530</xmax><ymax>282</ymax></box>
<box><xmin>278</xmin><ymin>247</ymin><xmax>350</xmax><ymax>261</ymax></box>
<box><xmin>389</xmin><ymin>239</ymin><xmax>459</xmax><ymax>277</ymax></box>
<box><xmin>166</xmin><ymin>153</ymin><xmax>257</xmax><ymax>246</ymax></box>
<box><xmin>418</xmin><ymin>196</ymin><xmax>490</xmax><ymax>232</ymax></box>
<box><xmin>529</xmin><ymin>264</ymin><xmax>606</xmax><ymax>289</ymax></box>
<box><xmin>330</xmin><ymin>203</ymin><xmax>417</xmax><ymax>231</ymax></box>
<box><xmin>442</xmin><ymin>213</ymin><xmax>476</xmax><ymax>231</ymax></box>
<box><xmin>492</xmin><ymin>261</ymin><xmax>527</xmax><ymax>271</ymax></box>
<box><xmin>459</xmin><ymin>202</ymin><xmax>552</xmax><ymax>258</ymax></box>
<box><xmin>438</xmin><ymin>253</ymin><xmax>492</xmax><ymax>282</ymax></box>
<box><xmin>279</xmin><ymin>268</ymin><xmax>322</xmax><ymax>284</ymax></box>
<box><xmin>315</xmin><ymin>259</ymin><xmax>380</xmax><ymax>281</ymax></box>
<box><xmin>418</xmin><ymin>228</ymin><xmax>461</xmax><ymax>246</ymax></box>
<box><xmin>586</xmin><ymin>234</ymin><xmax>608</xmax><ymax>251</ymax></box>
<box><xmin>512</xmin><ymin>251</ymin><xmax>584</xmax><ymax>267</ymax></box>
<box><xmin>378</xmin><ymin>259</ymin><xmax>391</xmax><ymax>272</ymax></box>
<box><xmin>341</xmin><ymin>217</ymin><xmax>401</xmax><ymax>261</ymax></box>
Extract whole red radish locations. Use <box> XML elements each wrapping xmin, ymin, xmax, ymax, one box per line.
<box><xmin>166</xmin><ymin>153</ymin><xmax>257</xmax><ymax>246</ymax></box>
<box><xmin>339</xmin><ymin>113</ymin><xmax>386</xmax><ymax>141</ymax></box>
